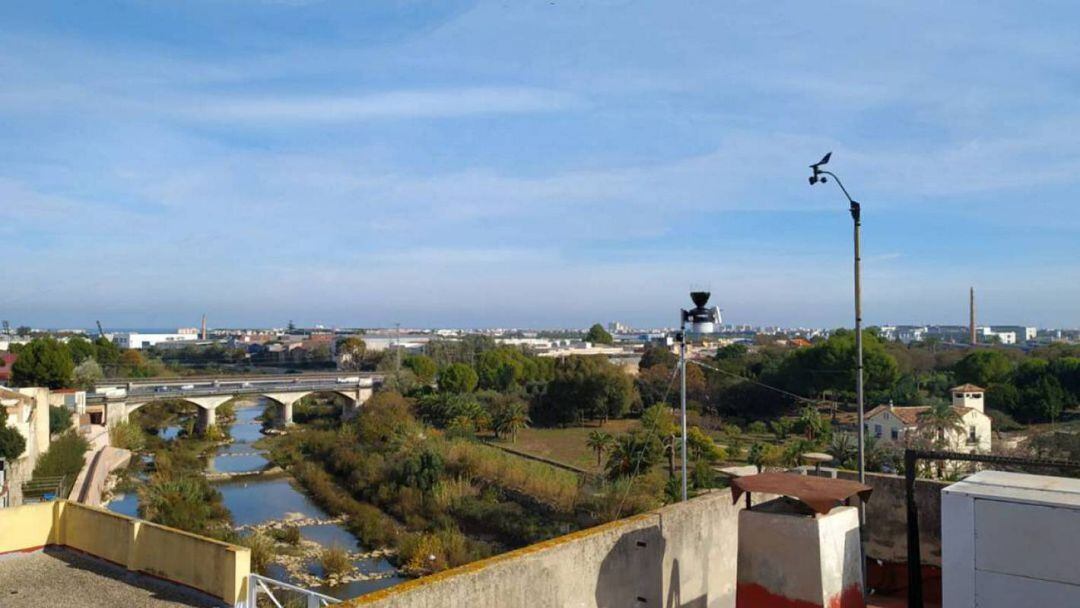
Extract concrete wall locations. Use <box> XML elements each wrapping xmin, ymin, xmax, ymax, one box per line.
<box><xmin>348</xmin><ymin>490</ymin><xmax>743</xmax><ymax>608</ymax></box>
<box><xmin>0</xmin><ymin>500</ymin><xmax>250</xmax><ymax>606</ymax></box>
<box><xmin>803</xmin><ymin>467</ymin><xmax>947</xmax><ymax>565</ymax></box>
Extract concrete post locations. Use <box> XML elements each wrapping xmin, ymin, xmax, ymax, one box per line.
<box><xmin>282</xmin><ymin>401</ymin><xmax>294</xmax><ymax>426</ymax></box>
<box><xmin>197</xmin><ymin>406</ymin><xmax>217</xmax><ymax>433</ymax></box>
<box><xmin>737</xmin><ymin>501</ymin><xmax>864</xmax><ymax>607</ymax></box>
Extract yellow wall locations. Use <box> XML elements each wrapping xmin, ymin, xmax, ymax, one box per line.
<box><xmin>0</xmin><ymin>500</ymin><xmax>250</xmax><ymax>606</ymax></box>
<box><xmin>0</xmin><ymin>501</ymin><xmax>56</xmax><ymax>553</ymax></box>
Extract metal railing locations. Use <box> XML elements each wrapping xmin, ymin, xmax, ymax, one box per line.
<box><xmin>244</xmin><ymin>573</ymin><xmax>340</xmax><ymax>608</ymax></box>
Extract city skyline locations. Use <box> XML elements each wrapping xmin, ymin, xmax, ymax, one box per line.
<box><xmin>3</xmin><ymin>2</ymin><xmax>1080</xmax><ymax>328</ymax></box>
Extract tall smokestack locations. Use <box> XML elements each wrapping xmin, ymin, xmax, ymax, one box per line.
<box><xmin>969</xmin><ymin>287</ymin><xmax>976</xmax><ymax>346</ymax></box>
<box><xmin>201</xmin><ymin>314</ymin><xmax>207</xmax><ymax>340</ymax></box>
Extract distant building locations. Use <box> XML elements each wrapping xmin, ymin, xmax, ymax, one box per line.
<box><xmin>990</xmin><ymin>325</ymin><xmax>1037</xmax><ymax>343</ymax></box>
<box><xmin>608</xmin><ymin>321</ymin><xmax>630</xmax><ymax>334</ymax></box>
<box><xmin>864</xmin><ymin>384</ymin><xmax>992</xmax><ymax>454</ymax></box>
<box><xmin>112</xmin><ymin>331</ymin><xmax>199</xmax><ymax>349</ymax></box>
<box><xmin>978</xmin><ymin>327</ymin><xmax>1017</xmax><ymax>345</ymax></box>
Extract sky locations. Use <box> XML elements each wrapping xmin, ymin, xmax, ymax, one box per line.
<box><xmin>2</xmin><ymin>1</ymin><xmax>1080</xmax><ymax>330</ymax></box>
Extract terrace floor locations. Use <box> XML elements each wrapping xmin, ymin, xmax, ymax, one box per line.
<box><xmin>0</xmin><ymin>547</ymin><xmax>222</xmax><ymax>608</ymax></box>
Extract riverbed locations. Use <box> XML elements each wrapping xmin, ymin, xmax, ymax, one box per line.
<box><xmin>106</xmin><ymin>399</ymin><xmax>405</xmax><ymax>600</ymax></box>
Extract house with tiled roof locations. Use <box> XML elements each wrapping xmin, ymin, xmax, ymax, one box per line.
<box><xmin>864</xmin><ymin>384</ymin><xmax>992</xmax><ymax>453</ymax></box>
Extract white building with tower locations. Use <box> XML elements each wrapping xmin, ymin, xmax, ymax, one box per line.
<box><xmin>864</xmin><ymin>384</ymin><xmax>992</xmax><ymax>453</ymax></box>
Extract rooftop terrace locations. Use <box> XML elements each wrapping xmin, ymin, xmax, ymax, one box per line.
<box><xmin>0</xmin><ymin>548</ymin><xmax>220</xmax><ymax>608</ymax></box>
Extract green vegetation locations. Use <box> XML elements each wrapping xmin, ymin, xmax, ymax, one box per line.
<box><xmin>0</xmin><ymin>405</ymin><xmax>26</xmax><ymax>461</ymax></box>
<box><xmin>49</xmin><ymin>405</ymin><xmax>73</xmax><ymax>435</ymax></box>
<box><xmin>320</xmin><ymin>545</ymin><xmax>352</xmax><ymax>577</ymax></box>
<box><xmin>585</xmin><ymin>323</ymin><xmax>614</xmax><ymax>345</ymax></box>
<box><xmin>109</xmin><ymin>420</ymin><xmax>147</xmax><ymax>451</ymax></box>
<box><xmin>438</xmin><ymin>363</ymin><xmax>479</xmax><ymax>393</ymax></box>
<box><xmin>11</xmin><ymin>338</ymin><xmax>74</xmax><ymax>388</ymax></box>
<box><xmin>239</xmin><ymin>532</ymin><xmax>275</xmax><ymax>575</ymax></box>
<box><xmin>32</xmin><ymin>431</ymin><xmax>89</xmax><ymax>480</ymax></box>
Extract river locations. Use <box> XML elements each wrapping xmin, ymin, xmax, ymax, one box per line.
<box><xmin>106</xmin><ymin>399</ymin><xmax>405</xmax><ymax>600</ymax></box>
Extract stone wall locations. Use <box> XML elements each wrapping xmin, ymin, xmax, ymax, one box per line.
<box><xmin>348</xmin><ymin>490</ymin><xmax>744</xmax><ymax>608</ymax></box>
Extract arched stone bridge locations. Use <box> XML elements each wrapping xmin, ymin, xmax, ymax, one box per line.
<box><xmin>86</xmin><ymin>373</ymin><xmax>381</xmax><ymax>431</ymax></box>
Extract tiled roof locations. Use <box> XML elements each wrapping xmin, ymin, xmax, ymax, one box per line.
<box><xmin>866</xmin><ymin>405</ymin><xmax>929</xmax><ymax>425</ymax></box>
<box><xmin>867</xmin><ymin>404</ymin><xmax>980</xmax><ymax>426</ymax></box>
<box><xmin>951</xmin><ymin>383</ymin><xmax>986</xmax><ymax>392</ymax></box>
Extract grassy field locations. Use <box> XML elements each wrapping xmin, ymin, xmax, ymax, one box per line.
<box><xmin>489</xmin><ymin>419</ymin><xmax>642</xmax><ymax>473</ymax></box>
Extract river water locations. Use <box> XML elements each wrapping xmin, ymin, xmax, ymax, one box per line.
<box><xmin>107</xmin><ymin>399</ymin><xmax>405</xmax><ymax>600</ymax></box>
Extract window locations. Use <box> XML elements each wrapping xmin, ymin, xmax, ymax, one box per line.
<box><xmin>891</xmin><ymin>428</ymin><xmax>899</xmax><ymax>440</ymax></box>
<box><xmin>874</xmin><ymin>424</ymin><xmax>882</xmax><ymax>438</ymax></box>
<box><xmin>968</xmin><ymin>426</ymin><xmax>977</xmax><ymax>443</ymax></box>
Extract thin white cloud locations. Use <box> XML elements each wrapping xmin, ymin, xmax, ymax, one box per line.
<box><xmin>178</xmin><ymin>87</ymin><xmax>581</xmax><ymax>123</ymax></box>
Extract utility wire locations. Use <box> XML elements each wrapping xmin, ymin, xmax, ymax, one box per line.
<box><xmin>614</xmin><ymin>363</ymin><xmax>680</xmax><ymax>519</ymax></box>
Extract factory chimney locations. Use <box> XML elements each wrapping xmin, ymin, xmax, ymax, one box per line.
<box><xmin>201</xmin><ymin>314</ymin><xmax>207</xmax><ymax>340</ymax></box>
<box><xmin>969</xmin><ymin>287</ymin><xmax>976</xmax><ymax>346</ymax></box>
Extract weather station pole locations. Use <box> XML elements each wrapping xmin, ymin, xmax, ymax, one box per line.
<box><xmin>809</xmin><ymin>152</ymin><xmax>868</xmax><ymax>588</ymax></box>
<box><xmin>679</xmin><ymin>291</ymin><xmax>720</xmax><ymax>502</ymax></box>
<box><xmin>679</xmin><ymin>314</ymin><xmax>689</xmax><ymax>502</ymax></box>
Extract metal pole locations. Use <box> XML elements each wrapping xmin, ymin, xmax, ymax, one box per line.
<box><xmin>851</xmin><ymin>200</ymin><xmax>868</xmax><ymax>595</ymax></box>
<box><xmin>852</xmin><ymin>201</ymin><xmax>864</xmax><ymax>484</ymax></box>
<box><xmin>680</xmin><ymin>318</ymin><xmax>688</xmax><ymax>502</ymax></box>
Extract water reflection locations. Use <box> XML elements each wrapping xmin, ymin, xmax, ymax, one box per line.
<box><xmin>106</xmin><ymin>399</ymin><xmax>405</xmax><ymax>599</ymax></box>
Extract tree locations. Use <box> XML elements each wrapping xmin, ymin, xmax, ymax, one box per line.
<box><xmin>491</xmin><ymin>397</ymin><xmax>530</xmax><ymax>442</ymax></box>
<box><xmin>769</xmin><ymin>330</ymin><xmax>899</xmax><ymax>399</ymax></box>
<box><xmin>0</xmin><ymin>404</ymin><xmax>26</xmax><ymax>461</ymax></box>
<box><xmin>797</xmin><ymin>406</ymin><xmax>825</xmax><ymax>441</ymax></box>
<box><xmin>536</xmin><ymin>356</ymin><xmax>635</xmax><ymax>426</ymax></box>
<box><xmin>639</xmin><ymin>344</ymin><xmax>677</xmax><ymax>371</ymax></box>
<box><xmin>916</xmin><ymin>402</ymin><xmax>964</xmax><ymax>449</ymax></box>
<box><xmin>605</xmin><ymin>430</ymin><xmax>663</xmax><ymax>479</ymax></box>
<box><xmin>641</xmin><ymin>404</ymin><xmax>678</xmax><ymax>477</ymax></box>
<box><xmin>66</xmin><ymin>337</ymin><xmax>96</xmax><ymax>364</ymax></box>
<box><xmin>952</xmin><ymin>350</ymin><xmax>1013</xmax><ymax>387</ymax></box>
<box><xmin>73</xmin><ymin>358</ymin><xmax>104</xmax><ymax>391</ymax></box>
<box><xmin>714</xmin><ymin>343</ymin><xmax>749</xmax><ymax>361</ymax></box>
<box><xmin>11</xmin><ymin>338</ymin><xmax>74</xmax><ymax>388</ymax></box>
<box><xmin>337</xmin><ymin>337</ymin><xmax>368</xmax><ymax>371</ymax></box>
<box><xmin>586</xmin><ymin>430</ymin><xmax>614</xmax><ymax>466</ymax></box>
<box><xmin>93</xmin><ymin>337</ymin><xmax>122</xmax><ymax>375</ymax></box>
<box><xmin>404</xmin><ymin>354</ymin><xmax>438</xmax><ymax>385</ymax></box>
<box><xmin>584</xmin><ymin>323</ymin><xmax>614</xmax><ymax>345</ymax></box>
<box><xmin>438</xmin><ymin>363</ymin><xmax>479</xmax><ymax>394</ymax></box>
<box><xmin>476</xmin><ymin>348</ymin><xmax>526</xmax><ymax>391</ymax></box>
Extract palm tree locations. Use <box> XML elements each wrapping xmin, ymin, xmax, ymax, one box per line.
<box><xmin>916</xmin><ymin>402</ymin><xmax>965</xmax><ymax>448</ymax></box>
<box><xmin>586</xmin><ymin>430</ymin><xmax>614</xmax><ymax>467</ymax></box>
<box><xmin>916</xmin><ymin>402</ymin><xmax>965</xmax><ymax>477</ymax></box>
<box><xmin>798</xmin><ymin>406</ymin><xmax>824</xmax><ymax>441</ymax></box>
<box><xmin>499</xmin><ymin>401</ymin><xmax>530</xmax><ymax>443</ymax></box>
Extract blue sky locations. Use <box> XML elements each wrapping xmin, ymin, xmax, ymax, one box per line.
<box><xmin>2</xmin><ymin>1</ymin><xmax>1079</xmax><ymax>330</ymax></box>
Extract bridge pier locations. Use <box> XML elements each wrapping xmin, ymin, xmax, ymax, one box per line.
<box><xmin>262</xmin><ymin>392</ymin><xmax>310</xmax><ymax>427</ymax></box>
<box><xmin>186</xmin><ymin>395</ymin><xmax>235</xmax><ymax>435</ymax></box>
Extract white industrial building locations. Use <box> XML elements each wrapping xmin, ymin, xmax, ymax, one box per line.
<box><xmin>112</xmin><ymin>329</ymin><xmax>199</xmax><ymax>349</ymax></box>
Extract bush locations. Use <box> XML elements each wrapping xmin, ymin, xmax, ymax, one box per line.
<box><xmin>239</xmin><ymin>532</ymin><xmax>274</xmax><ymax>575</ymax></box>
<box><xmin>110</xmin><ymin>420</ymin><xmax>146</xmax><ymax>451</ymax></box>
<box><xmin>49</xmin><ymin>406</ymin><xmax>73</xmax><ymax>435</ymax></box>
<box><xmin>33</xmin><ymin>431</ymin><xmax>89</xmax><ymax>480</ymax></box>
<box><xmin>320</xmin><ymin>545</ymin><xmax>352</xmax><ymax>577</ymax></box>
<box><xmin>275</xmin><ymin>525</ymin><xmax>302</xmax><ymax>546</ymax></box>
<box><xmin>746</xmin><ymin>421</ymin><xmax>768</xmax><ymax>435</ymax></box>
